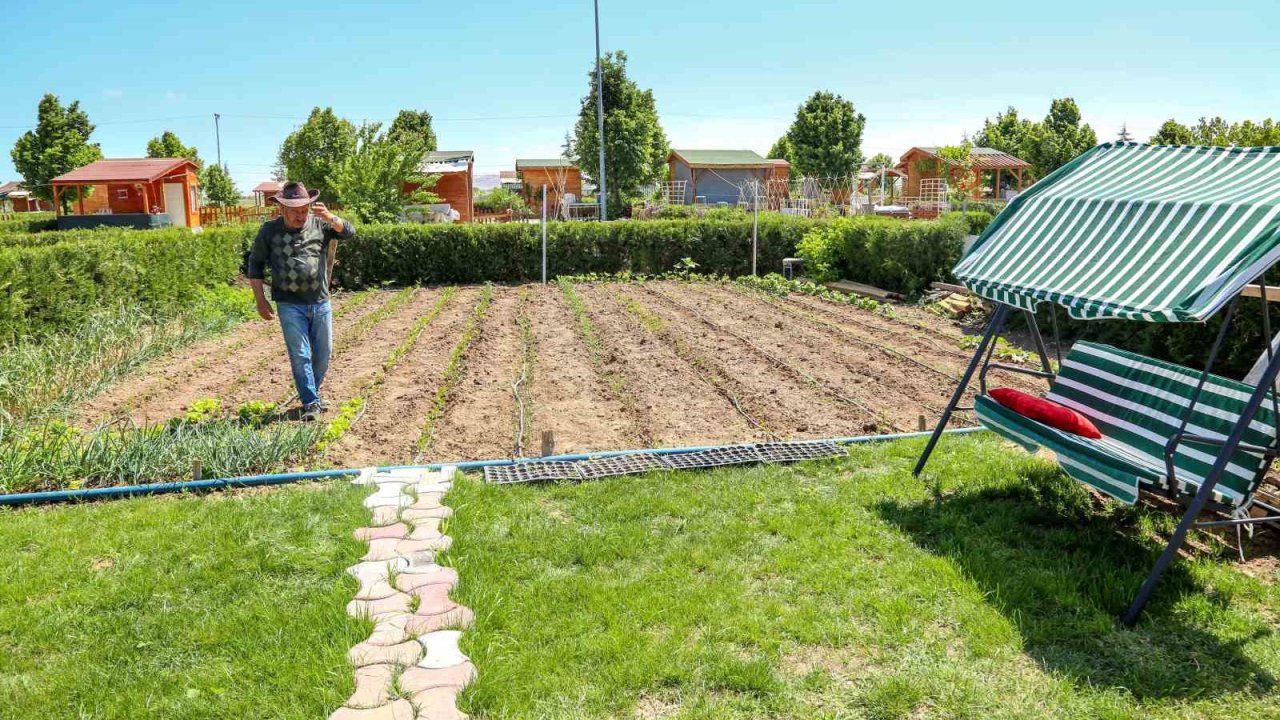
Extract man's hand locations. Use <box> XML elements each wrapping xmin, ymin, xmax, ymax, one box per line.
<box><xmin>249</xmin><ymin>279</ymin><xmax>274</xmax><ymax>321</ymax></box>
<box><xmin>312</xmin><ymin>202</ymin><xmax>335</xmax><ymax>223</ymax></box>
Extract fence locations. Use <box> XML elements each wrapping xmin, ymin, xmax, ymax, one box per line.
<box><xmin>198</xmin><ymin>206</ymin><xmax>277</xmax><ymax>226</ymax></box>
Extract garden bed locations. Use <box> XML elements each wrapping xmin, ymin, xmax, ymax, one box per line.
<box><xmin>61</xmin><ymin>278</ymin><xmax>1047</xmax><ymax>475</ymax></box>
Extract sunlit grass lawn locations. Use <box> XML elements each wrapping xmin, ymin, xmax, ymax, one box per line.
<box><xmin>447</xmin><ymin>433</ymin><xmax>1280</xmax><ymax>719</ymax></box>
<box><xmin>0</xmin><ymin>482</ymin><xmax>370</xmax><ymax>719</ymax></box>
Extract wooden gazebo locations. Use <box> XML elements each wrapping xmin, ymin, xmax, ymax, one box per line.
<box><xmin>51</xmin><ymin>158</ymin><xmax>201</xmax><ymax>229</ymax></box>
<box><xmin>896</xmin><ymin>146</ymin><xmax>1031</xmax><ymax>201</ymax></box>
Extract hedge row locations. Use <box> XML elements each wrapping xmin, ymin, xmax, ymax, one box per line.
<box><xmin>0</xmin><ymin>213</ymin><xmax>56</xmax><ymax>235</ymax></box>
<box><xmin>0</xmin><ymin>226</ymin><xmax>247</xmax><ymax>342</ymax></box>
<box><xmin>332</xmin><ymin>215</ymin><xmax>823</xmax><ymax>287</ymax></box>
<box><xmin>795</xmin><ymin>212</ymin><xmax>973</xmax><ymax>296</ymax></box>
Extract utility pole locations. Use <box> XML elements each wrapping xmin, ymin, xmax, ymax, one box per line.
<box><xmin>593</xmin><ymin>0</ymin><xmax>607</xmax><ymax>221</ymax></box>
<box><xmin>213</xmin><ymin>113</ymin><xmax>223</xmax><ymax>168</ymax></box>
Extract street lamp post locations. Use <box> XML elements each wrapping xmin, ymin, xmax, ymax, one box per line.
<box><xmin>594</xmin><ymin>0</ymin><xmax>607</xmax><ymax>221</ymax></box>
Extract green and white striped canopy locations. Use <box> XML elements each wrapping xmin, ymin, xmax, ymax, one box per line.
<box><xmin>956</xmin><ymin>143</ymin><xmax>1280</xmax><ymax>322</ymax></box>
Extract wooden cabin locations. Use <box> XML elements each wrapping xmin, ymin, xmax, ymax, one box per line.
<box><xmin>405</xmin><ymin>150</ymin><xmax>474</xmax><ymax>223</ymax></box>
<box><xmin>895</xmin><ymin>146</ymin><xmax>1030</xmax><ymax>200</ymax></box>
<box><xmin>50</xmin><ymin>158</ymin><xmax>201</xmax><ymax>230</ymax></box>
<box><xmin>0</xmin><ymin>182</ymin><xmax>51</xmax><ymax>212</ymax></box>
<box><xmin>516</xmin><ymin>158</ymin><xmax>583</xmax><ymax>212</ymax></box>
<box><xmin>667</xmin><ymin>149</ymin><xmax>783</xmax><ymax>205</ymax></box>
<box><xmin>252</xmin><ymin>180</ymin><xmax>283</xmax><ymax>206</ymax></box>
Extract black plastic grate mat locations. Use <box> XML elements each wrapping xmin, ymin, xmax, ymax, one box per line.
<box><xmin>575</xmin><ymin>453</ymin><xmax>673</xmax><ymax>480</ymax></box>
<box><xmin>663</xmin><ymin>445</ymin><xmax>763</xmax><ymax>471</ymax></box>
<box><xmin>755</xmin><ymin>441</ymin><xmax>846</xmax><ymax>464</ymax></box>
<box><xmin>484</xmin><ymin>461</ymin><xmax>580</xmax><ymax>484</ymax></box>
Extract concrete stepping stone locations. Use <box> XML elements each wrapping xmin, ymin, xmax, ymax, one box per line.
<box><xmin>364</xmin><ymin>486</ymin><xmax>413</xmax><ymax>509</ymax></box>
<box><xmin>418</xmin><ymin>630</ymin><xmax>468</xmax><ymax>669</ymax></box>
<box><xmin>364</xmin><ymin>614</ymin><xmax>411</xmax><ymax>647</ymax></box>
<box><xmin>405</xmin><ymin>518</ymin><xmax>443</xmax><ymax>539</ymax></box>
<box><xmin>345</xmin><ymin>664</ymin><xmax>396</xmax><ymax>708</ymax></box>
<box><xmin>348</xmin><ymin>591</ymin><xmax>412</xmax><ymax>620</ymax></box>
<box><xmin>369</xmin><ymin>506</ymin><xmax>402</xmax><ymax>527</ymax></box>
<box><xmin>352</xmin><ymin>467</ymin><xmax>378</xmax><ymax>486</ymax></box>
<box><xmin>406</xmin><ymin>606</ymin><xmax>474</xmax><ymax>636</ymax></box>
<box><xmin>398</xmin><ymin>663</ymin><xmax>476</xmax><ymax>692</ymax></box>
<box><xmin>353</xmin><ymin>523</ymin><xmax>410</xmax><ymax>542</ymax></box>
<box><xmin>408</xmin><ymin>686</ymin><xmax>467</xmax><ymax>720</ymax></box>
<box><xmin>328</xmin><ymin>698</ymin><xmax>415</xmax><ymax>720</ymax></box>
<box><xmin>394</xmin><ymin>565</ymin><xmax>457</xmax><ymax>592</ymax></box>
<box><xmin>348</xmin><ymin>638</ymin><xmax>423</xmax><ymax>668</ymax></box>
<box><xmin>362</xmin><ymin>538</ymin><xmax>404</xmax><ymax>562</ymax></box>
<box><xmin>408</xmin><ymin>584</ymin><xmax>458</xmax><ymax>616</ymax></box>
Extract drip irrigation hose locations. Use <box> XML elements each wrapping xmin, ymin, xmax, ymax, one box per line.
<box><xmin>0</xmin><ymin>427</ymin><xmax>988</xmax><ymax>507</ymax></box>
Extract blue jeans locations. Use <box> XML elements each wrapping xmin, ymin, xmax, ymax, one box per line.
<box><xmin>277</xmin><ymin>300</ymin><xmax>332</xmax><ymax>406</ymax></box>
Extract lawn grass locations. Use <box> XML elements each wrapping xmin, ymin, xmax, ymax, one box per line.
<box><xmin>446</xmin><ymin>433</ymin><xmax>1280</xmax><ymax>719</ymax></box>
<box><xmin>0</xmin><ymin>481</ymin><xmax>370</xmax><ymax>719</ymax></box>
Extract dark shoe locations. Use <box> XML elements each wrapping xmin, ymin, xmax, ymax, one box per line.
<box><xmin>301</xmin><ymin>402</ymin><xmax>323</xmax><ymax>422</ymax></box>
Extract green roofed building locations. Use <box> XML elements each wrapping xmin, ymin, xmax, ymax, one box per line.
<box><xmin>667</xmin><ymin>149</ymin><xmax>788</xmax><ymax>205</ymax></box>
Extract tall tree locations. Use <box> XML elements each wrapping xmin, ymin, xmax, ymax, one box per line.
<box><xmin>1150</xmin><ymin>119</ymin><xmax>1195</xmax><ymax>145</ymax></box>
<box><xmin>1024</xmin><ymin>98</ymin><xmax>1097</xmax><ymax>179</ymax></box>
<box><xmin>330</xmin><ymin>122</ymin><xmax>440</xmax><ymax>224</ymax></box>
<box><xmin>782</xmin><ymin>91</ymin><xmax>866</xmax><ymax>178</ymax></box>
<box><xmin>276</xmin><ymin>107</ymin><xmax>357</xmax><ymax>204</ymax></box>
<box><xmin>10</xmin><ymin>94</ymin><xmax>102</xmax><ymax>208</ymax></box>
<box><xmin>767</xmin><ymin>135</ymin><xmax>794</xmax><ymax>162</ymax></box>
<box><xmin>200</xmin><ymin>163</ymin><xmax>240</xmax><ymax>207</ymax></box>
<box><xmin>387</xmin><ymin>110</ymin><xmax>438</xmax><ymax>153</ymax></box>
<box><xmin>566</xmin><ymin>50</ymin><xmax>669</xmax><ymax>216</ymax></box>
<box><xmin>865</xmin><ymin>152</ymin><xmax>895</xmax><ymax>169</ymax></box>
<box><xmin>146</xmin><ymin>131</ymin><xmax>200</xmax><ymax>162</ymax></box>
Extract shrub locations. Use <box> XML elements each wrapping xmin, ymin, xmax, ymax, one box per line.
<box><xmin>0</xmin><ymin>225</ymin><xmax>250</xmax><ymax>342</ymax></box>
<box><xmin>0</xmin><ymin>213</ymin><xmax>56</xmax><ymax>235</ymax></box>
<box><xmin>332</xmin><ymin>215</ymin><xmax>822</xmax><ymax>287</ymax></box>
<box><xmin>945</xmin><ymin>210</ymin><xmax>994</xmax><ymax>236</ymax></box>
<box><xmin>795</xmin><ymin>214</ymin><xmax>968</xmax><ymax>295</ymax></box>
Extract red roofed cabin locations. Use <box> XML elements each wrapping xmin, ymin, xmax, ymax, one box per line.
<box><xmin>404</xmin><ymin>151</ymin><xmax>474</xmax><ymax>223</ymax></box>
<box><xmin>0</xmin><ymin>182</ymin><xmax>51</xmax><ymax>212</ymax></box>
<box><xmin>253</xmin><ymin>181</ymin><xmax>283</xmax><ymax>207</ymax></box>
<box><xmin>895</xmin><ymin>146</ymin><xmax>1030</xmax><ymax>201</ymax></box>
<box><xmin>51</xmin><ymin>158</ymin><xmax>201</xmax><ymax>230</ymax></box>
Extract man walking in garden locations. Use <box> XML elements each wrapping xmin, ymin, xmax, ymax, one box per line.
<box><xmin>247</xmin><ymin>181</ymin><xmax>354</xmax><ymax>422</ymax></box>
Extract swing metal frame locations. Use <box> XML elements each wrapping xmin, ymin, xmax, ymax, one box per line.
<box><xmin>912</xmin><ymin>277</ymin><xmax>1280</xmax><ymax>627</ymax></box>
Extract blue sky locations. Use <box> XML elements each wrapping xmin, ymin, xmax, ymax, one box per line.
<box><xmin>4</xmin><ymin>0</ymin><xmax>1278</xmax><ymax>192</ymax></box>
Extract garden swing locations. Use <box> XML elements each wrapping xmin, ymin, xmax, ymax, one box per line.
<box><xmin>912</xmin><ymin>142</ymin><xmax>1280</xmax><ymax>626</ymax></box>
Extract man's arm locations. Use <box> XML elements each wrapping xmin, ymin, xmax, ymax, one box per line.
<box><xmin>246</xmin><ymin>224</ymin><xmax>274</xmax><ymax>321</ymax></box>
<box><xmin>250</xmin><ymin>279</ymin><xmax>273</xmax><ymax>321</ymax></box>
<box><xmin>312</xmin><ymin>202</ymin><xmax>353</xmax><ymax>287</ymax></box>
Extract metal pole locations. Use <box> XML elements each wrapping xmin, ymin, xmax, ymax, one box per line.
<box><xmin>1022</xmin><ymin>309</ymin><xmax>1053</xmax><ymax>375</ymax></box>
<box><xmin>752</xmin><ymin>184</ymin><xmax>759</xmax><ymax>276</ymax></box>
<box><xmin>541</xmin><ymin>184</ymin><xmax>548</xmax><ymax>284</ymax></box>
<box><xmin>1122</xmin><ymin>345</ymin><xmax>1280</xmax><ymax>626</ymax></box>
<box><xmin>214</xmin><ymin>113</ymin><xmax>222</xmax><ymax>168</ymax></box>
<box><xmin>593</xmin><ymin>0</ymin><xmax>607</xmax><ymax>221</ymax></box>
<box><xmin>913</xmin><ymin>304</ymin><xmax>1010</xmax><ymax>477</ymax></box>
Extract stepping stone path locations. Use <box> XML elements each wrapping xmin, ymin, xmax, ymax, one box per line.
<box><xmin>334</xmin><ymin>466</ymin><xmax>475</xmax><ymax>720</ymax></box>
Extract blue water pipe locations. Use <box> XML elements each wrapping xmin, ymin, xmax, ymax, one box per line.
<box><xmin>0</xmin><ymin>427</ymin><xmax>987</xmax><ymax>507</ymax></box>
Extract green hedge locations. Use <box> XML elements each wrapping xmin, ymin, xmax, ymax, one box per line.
<box><xmin>795</xmin><ymin>213</ymin><xmax>970</xmax><ymax>296</ymax></box>
<box><xmin>332</xmin><ymin>215</ymin><xmax>822</xmax><ymax>287</ymax></box>
<box><xmin>0</xmin><ymin>226</ymin><xmax>248</xmax><ymax>342</ymax></box>
<box><xmin>0</xmin><ymin>213</ymin><xmax>56</xmax><ymax>235</ymax></box>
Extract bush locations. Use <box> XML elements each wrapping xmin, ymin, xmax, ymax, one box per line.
<box><xmin>332</xmin><ymin>215</ymin><xmax>822</xmax><ymax>287</ymax></box>
<box><xmin>795</xmin><ymin>214</ymin><xmax>968</xmax><ymax>295</ymax></box>
<box><xmin>946</xmin><ymin>210</ymin><xmax>994</xmax><ymax>235</ymax></box>
<box><xmin>0</xmin><ymin>226</ymin><xmax>250</xmax><ymax>342</ymax></box>
<box><xmin>0</xmin><ymin>213</ymin><xmax>56</xmax><ymax>235</ymax></box>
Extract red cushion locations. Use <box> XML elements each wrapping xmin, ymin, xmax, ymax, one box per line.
<box><xmin>988</xmin><ymin>387</ymin><xmax>1102</xmax><ymax>439</ymax></box>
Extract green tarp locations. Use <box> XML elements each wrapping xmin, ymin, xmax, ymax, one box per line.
<box><xmin>955</xmin><ymin>143</ymin><xmax>1280</xmax><ymax>322</ymax></box>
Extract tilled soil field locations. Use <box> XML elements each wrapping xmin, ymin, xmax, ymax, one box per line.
<box><xmin>71</xmin><ymin>281</ymin><xmax>1047</xmax><ymax>465</ymax></box>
